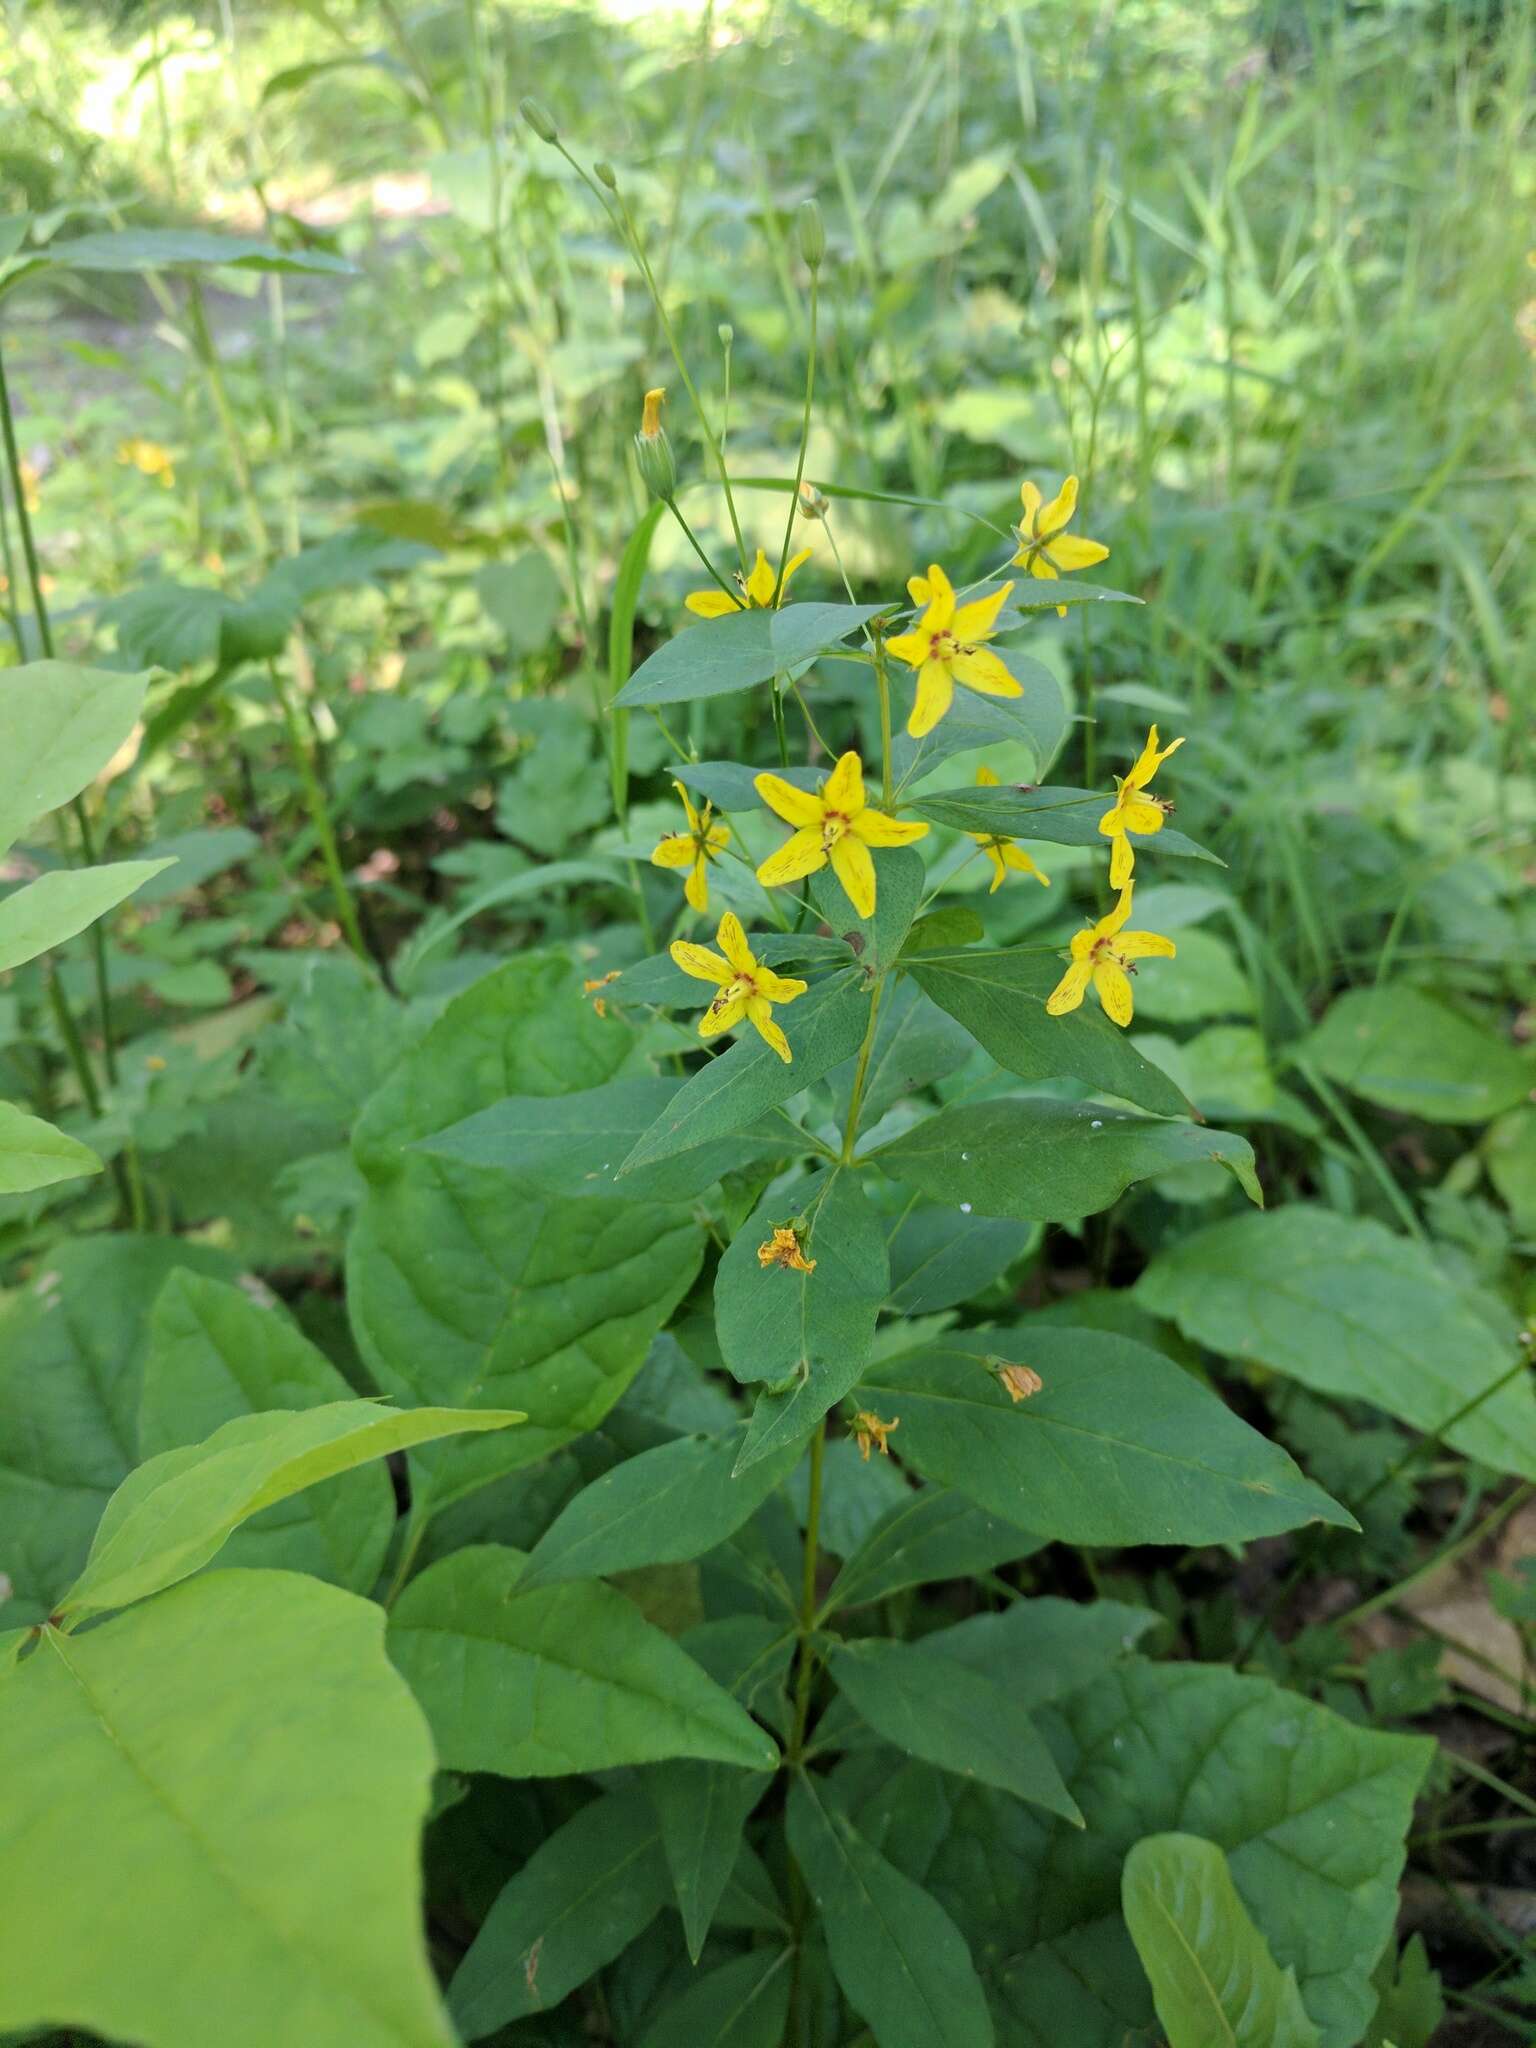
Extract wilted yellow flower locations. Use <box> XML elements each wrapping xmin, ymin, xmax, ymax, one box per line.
<box><xmin>754</xmin><ymin>750</ymin><xmax>928</xmax><ymax>919</ymax></box>
<box><xmin>852</xmin><ymin>1410</ymin><xmax>899</xmax><ymax>1461</ymax></box>
<box><xmin>993</xmin><ymin>1360</ymin><xmax>1043</xmax><ymax>1402</ymax></box>
<box><xmin>758</xmin><ymin>1225</ymin><xmax>816</xmax><ymax>1274</ymax></box>
<box><xmin>1045</xmin><ymin>882</ymin><xmax>1175</xmax><ymax>1029</ymax></box>
<box><xmin>582</xmin><ymin>970</ymin><xmax>621</xmax><ymax>1018</ymax></box>
<box><xmin>671</xmin><ymin>911</ymin><xmax>807</xmax><ymax>1062</ymax></box>
<box><xmin>1012</xmin><ymin>475</ymin><xmax>1108</xmax><ymax>615</ymax></box>
<box><xmin>686</xmin><ymin>545</ymin><xmax>811</xmax><ymax>618</ymax></box>
<box><xmin>970</xmin><ymin>764</ymin><xmax>1049</xmax><ymax>893</ymax></box>
<box><xmin>884</xmin><ymin>564</ymin><xmax>1020</xmax><ymax>738</ymax></box>
<box><xmin>1098</xmin><ymin>725</ymin><xmax>1184</xmax><ymax>890</ymax></box>
<box><xmin>117</xmin><ymin>438</ymin><xmax>175</xmax><ymax>488</ymax></box>
<box><xmin>651</xmin><ymin>780</ymin><xmax>730</xmax><ymax>913</ymax></box>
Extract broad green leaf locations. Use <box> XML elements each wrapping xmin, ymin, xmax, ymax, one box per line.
<box><xmin>519</xmin><ymin>1426</ymin><xmax>801</xmax><ymax>1590</ymax></box>
<box><xmin>0</xmin><ymin>859</ymin><xmax>173</xmax><ymax>972</ymax></box>
<box><xmin>59</xmin><ymin>1400</ymin><xmax>520</xmax><ymax>1620</ymax></box>
<box><xmin>1132</xmin><ymin>927</ymin><xmax>1255</xmax><ymax>1023</ymax></box>
<box><xmin>861</xmin><ymin>1329</ymin><xmax>1354</xmax><ymax>1546</ymax></box>
<box><xmin>823</xmin><ymin>1487</ymin><xmax>1043</xmax><ymax>1613</ymax></box>
<box><xmin>1487</xmin><ymin>1105</ymin><xmax>1536</xmax><ymax>1233</ymax></box>
<box><xmin>809</xmin><ymin>844</ymin><xmax>925</xmax><ymax>977</ymax></box>
<box><xmin>786</xmin><ymin>1774</ymin><xmax>995</xmax><ymax>2048</ymax></box>
<box><xmin>1365</xmin><ymin>1936</ymin><xmax>1444</xmax><ymax>2048</ymax></box>
<box><xmin>636</xmin><ymin>1949</ymin><xmax>792</xmax><ymax>2048</ymax></box>
<box><xmin>0</xmin><ymin>1571</ymin><xmax>452</xmax><ymax>2047</ymax></box>
<box><xmin>890</xmin><ymin>648</ymin><xmax>1069</xmax><ymax>785</ymax></box>
<box><xmin>870</xmin><ymin>1097</ymin><xmax>1262</xmax><ymax>1219</ymax></box>
<box><xmin>1135</xmin><ymin>1207</ymin><xmax>1536</xmax><ymax>1481</ymax></box>
<box><xmin>1304</xmin><ymin>984</ymin><xmax>1534</xmax><ymax>1123</ymax></box>
<box><xmin>672</xmin><ymin>758</ymin><xmax>822</xmax><ymax>814</ymax></box>
<box><xmin>614</xmin><ymin>601</ymin><xmax>880</xmax><ymax>707</ymax></box>
<box><xmin>45</xmin><ymin>227</ymin><xmax>353</xmax><ymax>275</ymax></box>
<box><xmin>827</xmin><ymin>1638</ymin><xmax>1081</xmax><ymax>1822</ymax></box>
<box><xmin>908</xmin><ymin>947</ymin><xmax>1189</xmax><ymax>1116</ymax></box>
<box><xmin>448</xmin><ymin>1785</ymin><xmax>670</xmax><ymax>2039</ymax></box>
<box><xmin>1123</xmin><ymin>1833</ymin><xmax>1321</xmax><ymax>2048</ymax></box>
<box><xmin>827</xmin><ymin>977</ymin><xmax>975</xmax><ymax>1128</ymax></box>
<box><xmin>904</xmin><ymin>783</ymin><xmax>1222</xmax><ymax>864</ymax></box>
<box><xmin>0</xmin><ymin>662</ymin><xmax>149</xmax><ymax>856</ymax></box>
<box><xmin>620</xmin><ymin>972</ymin><xmax>869</xmax><ymax>1173</ymax></box>
<box><xmin>387</xmin><ymin>1545</ymin><xmax>777</xmax><ymax>1775</ymax></box>
<box><xmin>924</xmin><ymin>1594</ymin><xmax>1163</xmax><ymax>1708</ymax></box>
<box><xmin>887</xmin><ymin>1202</ymin><xmax>1035</xmax><ymax>1313</ymax></box>
<box><xmin>138</xmin><ymin>1271</ymin><xmax>394</xmax><ymax>1593</ymax></box>
<box><xmin>648</xmin><ymin>1760</ymin><xmax>771</xmax><ymax>1962</ymax></box>
<box><xmin>0</xmin><ymin>1101</ymin><xmax>100</xmax><ymax>1191</ymax></box>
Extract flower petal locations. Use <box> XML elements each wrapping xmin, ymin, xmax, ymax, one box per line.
<box><xmin>673</xmin><ymin>779</ymin><xmax>701</xmax><ymax>831</ymax></box>
<box><xmin>670</xmin><ymin>941</ymin><xmax>733</xmax><ymax>985</ymax></box>
<box><xmin>778</xmin><ymin>547</ymin><xmax>813</xmax><ymax>598</ymax></box>
<box><xmin>952</xmin><ymin>581</ymin><xmax>1013</xmax><ymax>642</ymax></box>
<box><xmin>1039</xmin><ymin>475</ymin><xmax>1079</xmax><ymax>534</ymax></box>
<box><xmin>1028</xmin><ymin>554</ymin><xmax>1059</xmax><ymax>581</ymax></box>
<box><xmin>754</xmin><ymin>772</ymin><xmax>823</xmax><ymax>827</ymax></box>
<box><xmin>1092</xmin><ymin>959</ymin><xmax>1134</xmax><ymax>1028</ymax></box>
<box><xmin>918</xmin><ymin>563</ymin><xmax>956</xmax><ymax>629</ymax></box>
<box><xmin>906</xmin><ymin>573</ymin><xmax>932</xmax><ymax>606</ymax></box>
<box><xmin>746</xmin><ymin>997</ymin><xmax>792</xmax><ymax>1063</ymax></box>
<box><xmin>753</xmin><ymin>967</ymin><xmax>808</xmax><ymax>1004</ymax></box>
<box><xmin>976</xmin><ymin>763</ymin><xmax>1000</xmax><ymax>787</ymax></box>
<box><xmin>822</xmin><ymin>751</ymin><xmax>866</xmax><ymax>815</ymax></box>
<box><xmin>1045</xmin><ymin>958</ymin><xmax>1092</xmax><ymax>1015</ymax></box>
<box><xmin>1119</xmin><ymin>797</ymin><xmax>1166</xmax><ymax>836</ymax></box>
<box><xmin>651</xmin><ymin>833</ymin><xmax>694</xmax><ymax>869</ymax></box>
<box><xmin>1019</xmin><ymin>479</ymin><xmax>1043</xmax><ymax>529</ymax></box>
<box><xmin>699</xmin><ymin>992</ymin><xmax>748</xmax><ymax>1037</ymax></box>
<box><xmin>828</xmin><ymin>832</ymin><xmax>877</xmax><ymax>917</ymax></box>
<box><xmin>985</xmin><ymin>846</ymin><xmax>1007</xmax><ymax>892</ymax></box>
<box><xmin>1117</xmin><ymin>930</ymin><xmax>1177</xmax><ymax>962</ymax></box>
<box><xmin>744</xmin><ymin>549</ymin><xmax>777</xmax><ymax>607</ymax></box>
<box><xmin>1107</xmin><ymin>830</ymin><xmax>1135</xmax><ymax>891</ymax></box>
<box><xmin>685</xmin><ymin>854</ymin><xmax>709</xmax><ymax>913</ymax></box>
<box><xmin>716</xmin><ymin>912</ymin><xmax>755</xmax><ymax>973</ymax></box>
<box><xmin>907</xmin><ymin>658</ymin><xmax>954</xmax><ymax>738</ymax></box>
<box><xmin>686</xmin><ymin>589</ymin><xmax>741</xmax><ymax>617</ymax></box>
<box><xmin>1049</xmin><ymin>534</ymin><xmax>1110</xmax><ymax>570</ymax></box>
<box><xmin>951</xmin><ymin>647</ymin><xmax>1022</xmax><ymax>700</ymax></box>
<box><xmin>757</xmin><ymin>826</ymin><xmax>827</xmax><ymax>889</ymax></box>
<box><xmin>849</xmin><ymin>807</ymin><xmax>928</xmax><ymax>848</ymax></box>
<box><xmin>705</xmin><ymin>824</ymin><xmax>731</xmax><ymax>852</ymax></box>
<box><xmin>884</xmin><ymin>630</ymin><xmax>927</xmax><ymax>670</ymax></box>
<box><xmin>1101</xmin><ymin>883</ymin><xmax>1136</xmax><ymax>937</ymax></box>
<box><xmin>1003</xmin><ymin>844</ymin><xmax>1049</xmax><ymax>884</ymax></box>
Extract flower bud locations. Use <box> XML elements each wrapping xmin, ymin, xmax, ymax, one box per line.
<box><xmin>797</xmin><ymin>480</ymin><xmax>829</xmax><ymax>521</ymax></box>
<box><xmin>520</xmin><ymin>97</ymin><xmax>558</xmax><ymax>144</ymax></box>
<box><xmin>594</xmin><ymin>160</ymin><xmax>617</xmax><ymax>191</ymax></box>
<box><xmin>796</xmin><ymin>197</ymin><xmax>825</xmax><ymax>271</ymax></box>
<box><xmin>718</xmin><ymin>322</ymin><xmax>734</xmax><ymax>351</ymax></box>
<box><xmin>634</xmin><ymin>386</ymin><xmax>676</xmax><ymax>502</ymax></box>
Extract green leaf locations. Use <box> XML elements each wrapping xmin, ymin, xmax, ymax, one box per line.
<box><xmin>0</xmin><ymin>859</ymin><xmax>174</xmax><ymax>972</ymax></box>
<box><xmin>636</xmin><ymin>1949</ymin><xmax>792</xmax><ymax>2048</ymax></box>
<box><xmin>1135</xmin><ymin>1207</ymin><xmax>1536</xmax><ymax>1482</ymax></box>
<box><xmin>922</xmin><ymin>1594</ymin><xmax>1163</xmax><ymax>1708</ymax></box>
<box><xmin>387</xmin><ymin>1544</ymin><xmax>777</xmax><ymax>1776</ymax></box>
<box><xmin>448</xmin><ymin>1786</ymin><xmax>670</xmax><ymax>2039</ymax></box>
<box><xmin>619</xmin><ymin>973</ymin><xmax>869</xmax><ymax>1173</ymax></box>
<box><xmin>44</xmin><ymin>227</ymin><xmax>353</xmax><ymax>275</ymax></box>
<box><xmin>1365</xmin><ymin>1937</ymin><xmax>1444</xmax><ymax>2048</ymax></box>
<box><xmin>823</xmin><ymin>1487</ymin><xmax>1043</xmax><ymax>1613</ymax></box>
<box><xmin>0</xmin><ymin>1571</ymin><xmax>453</xmax><ymax>2047</ymax></box>
<box><xmin>0</xmin><ymin>662</ymin><xmax>150</xmax><ymax>856</ymax></box>
<box><xmin>809</xmin><ymin>843</ymin><xmax>925</xmax><ymax>976</ymax></box>
<box><xmin>673</xmin><ymin>759</ymin><xmax>823</xmax><ymax>814</ymax></box>
<box><xmin>870</xmin><ymin>1097</ymin><xmax>1262</xmax><ymax>1219</ymax></box>
<box><xmin>0</xmin><ymin>1102</ymin><xmax>100</xmax><ymax>1191</ymax></box>
<box><xmin>58</xmin><ymin>1400</ymin><xmax>520</xmax><ymax>1620</ymax></box>
<box><xmin>1123</xmin><ymin>1833</ymin><xmax>1322</xmax><ymax>2048</ymax></box>
<box><xmin>519</xmin><ymin>1426</ymin><xmax>801</xmax><ymax>1590</ymax></box>
<box><xmin>614</xmin><ymin>601</ymin><xmax>880</xmax><ymax>707</ymax></box>
<box><xmin>827</xmin><ymin>1638</ymin><xmax>1082</xmax><ymax>1822</ymax></box>
<box><xmin>828</xmin><ymin>977</ymin><xmax>975</xmax><ymax>1127</ymax></box>
<box><xmin>887</xmin><ymin>1203</ymin><xmax>1035</xmax><ymax>1313</ymax></box>
<box><xmin>890</xmin><ymin>648</ymin><xmax>1069</xmax><ymax>786</ymax></box>
<box><xmin>904</xmin><ymin>783</ymin><xmax>1222</xmax><ymax>864</ymax></box>
<box><xmin>1303</xmin><ymin>984</ymin><xmax>1534</xmax><ymax>1123</ymax></box>
<box><xmin>138</xmin><ymin>1271</ymin><xmax>394</xmax><ymax>1594</ymax></box>
<box><xmin>1487</xmin><ymin>1105</ymin><xmax>1536</xmax><ymax>1233</ymax></box>
<box><xmin>648</xmin><ymin>1760</ymin><xmax>771</xmax><ymax>1962</ymax></box>
<box><xmin>786</xmin><ymin>1774</ymin><xmax>995</xmax><ymax>2048</ymax></box>
<box><xmin>908</xmin><ymin>947</ymin><xmax>1189</xmax><ymax>1116</ymax></box>
<box><xmin>861</xmin><ymin>1329</ymin><xmax>1354</xmax><ymax>1545</ymax></box>
<box><xmin>476</xmin><ymin>551</ymin><xmax>562</xmax><ymax>651</ymax></box>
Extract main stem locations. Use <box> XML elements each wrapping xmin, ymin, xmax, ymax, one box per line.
<box><xmin>871</xmin><ymin>635</ymin><xmax>895</xmax><ymax>812</ymax></box>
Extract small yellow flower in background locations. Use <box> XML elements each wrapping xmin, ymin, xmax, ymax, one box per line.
<box><xmin>1012</xmin><ymin>475</ymin><xmax>1109</xmax><ymax>615</ymax></box>
<box><xmin>884</xmin><ymin>564</ymin><xmax>1020</xmax><ymax>738</ymax></box>
<box><xmin>970</xmin><ymin>764</ymin><xmax>1050</xmax><ymax>893</ymax></box>
<box><xmin>992</xmin><ymin>1360</ymin><xmax>1043</xmax><ymax>1403</ymax></box>
<box><xmin>852</xmin><ymin>1410</ymin><xmax>900</xmax><ymax>1461</ymax></box>
<box><xmin>18</xmin><ymin>461</ymin><xmax>40</xmax><ymax>514</ymax></box>
<box><xmin>1098</xmin><ymin>724</ymin><xmax>1185</xmax><ymax>890</ymax></box>
<box><xmin>754</xmin><ymin>750</ymin><xmax>928</xmax><ymax>919</ymax></box>
<box><xmin>758</xmin><ymin>1225</ymin><xmax>816</xmax><ymax>1274</ymax></box>
<box><xmin>1045</xmin><ymin>882</ymin><xmax>1176</xmax><ymax>1029</ymax></box>
<box><xmin>686</xmin><ymin>545</ymin><xmax>811</xmax><ymax>618</ymax></box>
<box><xmin>117</xmin><ymin>437</ymin><xmax>175</xmax><ymax>488</ymax></box>
<box><xmin>671</xmin><ymin>911</ymin><xmax>807</xmax><ymax>1063</ymax></box>
<box><xmin>651</xmin><ymin>780</ymin><xmax>730</xmax><ymax>913</ymax></box>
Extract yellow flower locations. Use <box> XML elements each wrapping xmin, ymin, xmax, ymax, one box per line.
<box><xmin>754</xmin><ymin>750</ymin><xmax>928</xmax><ymax>919</ymax></box>
<box><xmin>670</xmin><ymin>911</ymin><xmax>807</xmax><ymax>1063</ymax></box>
<box><xmin>686</xmin><ymin>545</ymin><xmax>812</xmax><ymax>618</ymax></box>
<box><xmin>18</xmin><ymin>461</ymin><xmax>40</xmax><ymax>515</ymax></box>
<box><xmin>117</xmin><ymin>437</ymin><xmax>175</xmax><ymax>488</ymax></box>
<box><xmin>1045</xmin><ymin>882</ymin><xmax>1176</xmax><ymax>1029</ymax></box>
<box><xmin>1012</xmin><ymin>475</ymin><xmax>1109</xmax><ymax>615</ymax></box>
<box><xmin>884</xmin><ymin>563</ymin><xmax>1020</xmax><ymax>738</ymax></box>
<box><xmin>651</xmin><ymin>780</ymin><xmax>730</xmax><ymax>913</ymax></box>
<box><xmin>993</xmin><ymin>1360</ymin><xmax>1043</xmax><ymax>1402</ymax></box>
<box><xmin>970</xmin><ymin>764</ymin><xmax>1049</xmax><ymax>893</ymax></box>
<box><xmin>852</xmin><ymin>1410</ymin><xmax>899</xmax><ymax>1461</ymax></box>
<box><xmin>640</xmin><ymin>386</ymin><xmax>665</xmax><ymax>437</ymax></box>
<box><xmin>758</xmin><ymin>1225</ymin><xmax>816</xmax><ymax>1274</ymax></box>
<box><xmin>1098</xmin><ymin>724</ymin><xmax>1184</xmax><ymax>890</ymax></box>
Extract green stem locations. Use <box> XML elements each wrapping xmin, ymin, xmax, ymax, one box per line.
<box><xmin>183</xmin><ymin>280</ymin><xmax>269</xmax><ymax>557</ymax></box>
<box><xmin>663</xmin><ymin>496</ymin><xmax>737</xmax><ymax>601</ymax></box>
<box><xmin>871</xmin><ymin>635</ymin><xmax>895</xmax><ymax>812</ymax></box>
<box><xmin>44</xmin><ymin>961</ymin><xmax>102</xmax><ymax>1121</ymax></box>
<box><xmin>787</xmin><ymin>1419</ymin><xmax>827</xmax><ymax>1764</ymax></box>
<box><xmin>839</xmin><ymin>975</ymin><xmax>886</xmax><ymax>1163</ymax></box>
<box><xmin>770</xmin><ymin>677</ymin><xmax>790</xmax><ymax>769</ymax></box>
<box><xmin>266</xmin><ymin>661</ymin><xmax>370</xmax><ymax>967</ymax></box>
<box><xmin>774</xmin><ymin>269</ymin><xmax>818</xmax><ymax>596</ymax></box>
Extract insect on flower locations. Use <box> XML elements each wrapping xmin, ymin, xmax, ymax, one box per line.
<box><xmin>1098</xmin><ymin>724</ymin><xmax>1185</xmax><ymax>890</ymax></box>
<box><xmin>686</xmin><ymin>545</ymin><xmax>812</xmax><ymax>617</ymax></box>
<box><xmin>1045</xmin><ymin>882</ymin><xmax>1176</xmax><ymax>1029</ymax></box>
<box><xmin>884</xmin><ymin>564</ymin><xmax>1021</xmax><ymax>738</ymax></box>
<box><xmin>970</xmin><ymin>764</ymin><xmax>1050</xmax><ymax>892</ymax></box>
<box><xmin>670</xmin><ymin>911</ymin><xmax>807</xmax><ymax>1063</ymax></box>
<box><xmin>754</xmin><ymin>750</ymin><xmax>928</xmax><ymax>919</ymax></box>
<box><xmin>650</xmin><ymin>780</ymin><xmax>730</xmax><ymax>913</ymax></box>
<box><xmin>1011</xmin><ymin>474</ymin><xmax>1109</xmax><ymax>615</ymax></box>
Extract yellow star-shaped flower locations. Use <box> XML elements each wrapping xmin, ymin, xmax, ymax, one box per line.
<box><xmin>884</xmin><ymin>564</ymin><xmax>1020</xmax><ymax>738</ymax></box>
<box><xmin>1045</xmin><ymin>882</ymin><xmax>1176</xmax><ymax>1029</ymax></box>
<box><xmin>670</xmin><ymin>911</ymin><xmax>807</xmax><ymax>1063</ymax></box>
<box><xmin>650</xmin><ymin>780</ymin><xmax>731</xmax><ymax>913</ymax></box>
<box><xmin>1098</xmin><ymin>725</ymin><xmax>1185</xmax><ymax>890</ymax></box>
<box><xmin>686</xmin><ymin>546</ymin><xmax>812</xmax><ymax>617</ymax></box>
<box><xmin>754</xmin><ymin>750</ymin><xmax>928</xmax><ymax>919</ymax></box>
<box><xmin>1012</xmin><ymin>475</ymin><xmax>1109</xmax><ymax>615</ymax></box>
<box><xmin>970</xmin><ymin>764</ymin><xmax>1050</xmax><ymax>893</ymax></box>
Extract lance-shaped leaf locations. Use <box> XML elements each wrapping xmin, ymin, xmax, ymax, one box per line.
<box><xmin>44</xmin><ymin>227</ymin><xmax>354</xmax><ymax>275</ymax></box>
<box><xmin>1123</xmin><ymin>1833</ymin><xmax>1321</xmax><ymax>2048</ymax></box>
<box><xmin>0</xmin><ymin>1571</ymin><xmax>453</xmax><ymax>2048</ymax></box>
<box><xmin>615</xmin><ymin>602</ymin><xmax>880</xmax><ymax>707</ymax></box>
<box><xmin>0</xmin><ymin>662</ymin><xmax>150</xmax><ymax>856</ymax></box>
<box><xmin>57</xmin><ymin>1401</ymin><xmax>522</xmax><ymax>1620</ymax></box>
<box><xmin>649</xmin><ymin>1759</ymin><xmax>773</xmax><ymax>1963</ymax></box>
<box><xmin>887</xmin><ymin>1203</ymin><xmax>1035</xmax><ymax>1314</ymax></box>
<box><xmin>387</xmin><ymin>1544</ymin><xmax>777</xmax><ymax>1776</ymax></box>
<box><xmin>923</xmin><ymin>1594</ymin><xmax>1163</xmax><ymax>1708</ymax></box>
<box><xmin>869</xmin><ymin>1097</ymin><xmax>1261</xmax><ymax>1219</ymax></box>
<box><xmin>908</xmin><ymin>947</ymin><xmax>1189</xmax><ymax>1115</ymax></box>
<box><xmin>0</xmin><ymin>1102</ymin><xmax>100</xmax><ymax>1192</ymax></box>
<box><xmin>809</xmin><ymin>844</ymin><xmax>926</xmax><ymax>978</ymax></box>
<box><xmin>905</xmin><ymin>783</ymin><xmax>1221</xmax><ymax>864</ymax></box>
<box><xmin>823</xmin><ymin>1487</ymin><xmax>1043</xmax><ymax>1613</ymax></box>
<box><xmin>890</xmin><ymin>647</ymin><xmax>1069</xmax><ymax>785</ymax></box>
<box><xmin>636</xmin><ymin>1949</ymin><xmax>792</xmax><ymax>2048</ymax></box>
<box><xmin>860</xmin><ymin>1330</ymin><xmax>1353</xmax><ymax>1547</ymax></box>
<box><xmin>0</xmin><ymin>860</ymin><xmax>175</xmax><ymax>972</ymax></box>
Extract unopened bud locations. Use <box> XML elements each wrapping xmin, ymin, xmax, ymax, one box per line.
<box><xmin>520</xmin><ymin>97</ymin><xmax>558</xmax><ymax>144</ymax></box>
<box><xmin>797</xmin><ymin>197</ymin><xmax>825</xmax><ymax>270</ymax></box>
<box><xmin>634</xmin><ymin>386</ymin><xmax>676</xmax><ymax>502</ymax></box>
<box><xmin>798</xmin><ymin>480</ymin><xmax>829</xmax><ymax>521</ymax></box>
<box><xmin>718</xmin><ymin>323</ymin><xmax>734</xmax><ymax>350</ymax></box>
<box><xmin>594</xmin><ymin>159</ymin><xmax>617</xmax><ymax>191</ymax></box>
